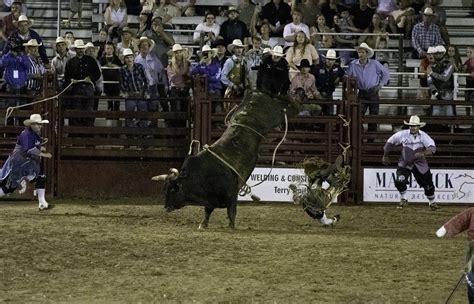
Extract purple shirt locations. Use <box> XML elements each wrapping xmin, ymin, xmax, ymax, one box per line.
<box><xmin>345</xmin><ymin>58</ymin><xmax>390</xmax><ymax>90</ymax></box>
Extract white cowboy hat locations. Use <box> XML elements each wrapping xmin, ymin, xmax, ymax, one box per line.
<box><xmin>14</xmin><ymin>14</ymin><xmax>33</xmax><ymax>26</ymax></box>
<box><xmin>435</xmin><ymin>45</ymin><xmax>446</xmax><ymax>54</ymax></box>
<box><xmin>197</xmin><ymin>44</ymin><xmax>217</xmax><ymax>58</ymax></box>
<box><xmin>322</xmin><ymin>49</ymin><xmax>339</xmax><ymax>60</ymax></box>
<box><xmin>263</xmin><ymin>47</ymin><xmax>272</xmax><ymax>55</ymax></box>
<box><xmin>427</xmin><ymin>46</ymin><xmax>437</xmax><ymax>54</ymax></box>
<box><xmin>355</xmin><ymin>42</ymin><xmax>374</xmax><ymax>58</ymax></box>
<box><xmin>167</xmin><ymin>43</ymin><xmax>193</xmax><ymax>59</ymax></box>
<box><xmin>271</xmin><ymin>45</ymin><xmax>284</xmax><ymax>57</ymax></box>
<box><xmin>227</xmin><ymin>6</ymin><xmax>239</xmax><ymax>14</ymax></box>
<box><xmin>24</xmin><ymin>114</ymin><xmax>49</xmax><ymax>126</ymax></box>
<box><xmin>85</xmin><ymin>42</ymin><xmax>99</xmax><ymax>49</ymax></box>
<box><xmin>55</xmin><ymin>37</ymin><xmax>67</xmax><ymax>46</ymax></box>
<box><xmin>72</xmin><ymin>39</ymin><xmax>87</xmax><ymax>49</ymax></box>
<box><xmin>403</xmin><ymin>115</ymin><xmax>426</xmax><ymax>128</ymax></box>
<box><xmin>122</xmin><ymin>48</ymin><xmax>134</xmax><ymax>57</ymax></box>
<box><xmin>134</xmin><ymin>36</ymin><xmax>155</xmax><ymax>52</ymax></box>
<box><xmin>227</xmin><ymin>39</ymin><xmax>246</xmax><ymax>53</ymax></box>
<box><xmin>23</xmin><ymin>39</ymin><xmax>42</xmax><ymax>47</ymax></box>
<box><xmin>421</xmin><ymin>7</ymin><xmax>436</xmax><ymax>16</ymax></box>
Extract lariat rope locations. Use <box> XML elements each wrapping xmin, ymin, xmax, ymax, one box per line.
<box><xmin>4</xmin><ymin>78</ymin><xmax>95</xmax><ymax>125</ymax></box>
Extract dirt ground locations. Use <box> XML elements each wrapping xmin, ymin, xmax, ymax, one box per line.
<box><xmin>0</xmin><ymin>198</ymin><xmax>471</xmax><ymax>303</ymax></box>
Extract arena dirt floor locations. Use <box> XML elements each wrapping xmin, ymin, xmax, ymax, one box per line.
<box><xmin>0</xmin><ymin>197</ymin><xmax>471</xmax><ymax>303</ymax></box>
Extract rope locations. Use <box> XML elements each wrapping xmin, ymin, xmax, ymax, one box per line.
<box><xmin>187</xmin><ymin>139</ymin><xmax>201</xmax><ymax>155</ymax></box>
<box><xmin>203</xmin><ymin>144</ymin><xmax>246</xmax><ymax>186</ymax></box>
<box><xmin>4</xmin><ymin>78</ymin><xmax>95</xmax><ymax>126</ymax></box>
<box><xmin>230</xmin><ymin>122</ymin><xmax>265</xmax><ymax>138</ymax></box>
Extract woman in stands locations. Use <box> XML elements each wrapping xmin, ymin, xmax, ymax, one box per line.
<box><xmin>358</xmin><ymin>13</ymin><xmax>388</xmax><ymax>49</ymax></box>
<box><xmin>285</xmin><ymin>30</ymin><xmax>319</xmax><ymax>81</ymax></box>
<box><xmin>104</xmin><ymin>0</ymin><xmax>128</xmax><ymax>43</ymax></box>
<box><xmin>309</xmin><ymin>15</ymin><xmax>334</xmax><ymax>49</ymax></box>
<box><xmin>251</xmin><ymin>22</ymin><xmax>282</xmax><ymax>49</ymax></box>
<box><xmin>193</xmin><ymin>12</ymin><xmax>221</xmax><ymax>47</ymax></box>
<box><xmin>464</xmin><ymin>47</ymin><xmax>474</xmax><ymax>102</ymax></box>
<box><xmin>446</xmin><ymin>45</ymin><xmax>463</xmax><ymax>73</ymax></box>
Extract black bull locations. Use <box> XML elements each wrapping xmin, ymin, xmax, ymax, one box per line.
<box><xmin>152</xmin><ymin>92</ymin><xmax>299</xmax><ymax>228</ymax></box>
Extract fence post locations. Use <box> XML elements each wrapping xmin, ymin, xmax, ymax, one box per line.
<box><xmin>192</xmin><ymin>75</ymin><xmax>211</xmax><ymax>149</ymax></box>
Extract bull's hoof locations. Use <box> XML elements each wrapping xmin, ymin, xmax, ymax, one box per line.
<box><xmin>198</xmin><ymin>223</ymin><xmax>208</xmax><ymax>229</ymax></box>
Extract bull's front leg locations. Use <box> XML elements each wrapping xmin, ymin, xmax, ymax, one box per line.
<box><xmin>227</xmin><ymin>202</ymin><xmax>237</xmax><ymax>229</ymax></box>
<box><xmin>199</xmin><ymin>207</ymin><xmax>214</xmax><ymax>229</ymax></box>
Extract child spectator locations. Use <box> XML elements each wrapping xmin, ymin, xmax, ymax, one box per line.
<box><xmin>119</xmin><ymin>48</ymin><xmax>149</xmax><ymax>128</ymax></box>
<box><xmin>290</xmin><ymin>59</ymin><xmax>321</xmax><ymax>116</ymax></box>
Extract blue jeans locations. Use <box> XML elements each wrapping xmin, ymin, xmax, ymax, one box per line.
<box><xmin>125</xmin><ymin>99</ymin><xmax>148</xmax><ymax>128</ymax></box>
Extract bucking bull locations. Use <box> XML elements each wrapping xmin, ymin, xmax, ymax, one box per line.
<box><xmin>152</xmin><ymin>92</ymin><xmax>299</xmax><ymax>229</ymax></box>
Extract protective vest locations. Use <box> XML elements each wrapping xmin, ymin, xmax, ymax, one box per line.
<box><xmin>228</xmin><ymin>58</ymin><xmax>245</xmax><ymax>86</ymax></box>
<box><xmin>431</xmin><ymin>59</ymin><xmax>454</xmax><ymax>92</ymax></box>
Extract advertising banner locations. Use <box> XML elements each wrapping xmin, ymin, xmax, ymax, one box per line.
<box><xmin>364</xmin><ymin>168</ymin><xmax>474</xmax><ymax>204</ymax></box>
<box><xmin>238</xmin><ymin>167</ymin><xmax>308</xmax><ymax>202</ymax></box>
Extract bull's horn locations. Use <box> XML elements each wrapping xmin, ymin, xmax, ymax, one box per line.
<box><xmin>151</xmin><ymin>174</ymin><xmax>168</xmax><ymax>182</ymax></box>
<box><xmin>169</xmin><ymin>168</ymin><xmax>179</xmax><ymax>180</ymax></box>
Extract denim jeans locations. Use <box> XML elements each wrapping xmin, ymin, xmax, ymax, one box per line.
<box><xmin>125</xmin><ymin>99</ymin><xmax>148</xmax><ymax>128</ymax></box>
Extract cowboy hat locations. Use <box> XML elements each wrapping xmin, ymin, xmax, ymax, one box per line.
<box><xmin>85</xmin><ymin>42</ymin><xmax>99</xmax><ymax>49</ymax></box>
<box><xmin>435</xmin><ymin>45</ymin><xmax>446</xmax><ymax>54</ymax></box>
<box><xmin>421</xmin><ymin>7</ymin><xmax>436</xmax><ymax>16</ymax></box>
<box><xmin>167</xmin><ymin>43</ymin><xmax>193</xmax><ymax>58</ymax></box>
<box><xmin>24</xmin><ymin>114</ymin><xmax>49</xmax><ymax>126</ymax></box>
<box><xmin>355</xmin><ymin>42</ymin><xmax>374</xmax><ymax>58</ymax></box>
<box><xmin>297</xmin><ymin>59</ymin><xmax>311</xmax><ymax>70</ymax></box>
<box><xmin>23</xmin><ymin>39</ymin><xmax>42</xmax><ymax>47</ymax></box>
<box><xmin>71</xmin><ymin>39</ymin><xmax>87</xmax><ymax>49</ymax></box>
<box><xmin>427</xmin><ymin>46</ymin><xmax>437</xmax><ymax>54</ymax></box>
<box><xmin>197</xmin><ymin>45</ymin><xmax>217</xmax><ymax>58</ymax></box>
<box><xmin>122</xmin><ymin>48</ymin><xmax>134</xmax><ymax>57</ymax></box>
<box><xmin>55</xmin><ymin>36</ymin><xmax>67</xmax><ymax>46</ymax></box>
<box><xmin>271</xmin><ymin>45</ymin><xmax>284</xmax><ymax>57</ymax></box>
<box><xmin>14</xmin><ymin>15</ymin><xmax>33</xmax><ymax>26</ymax></box>
<box><xmin>227</xmin><ymin>39</ymin><xmax>246</xmax><ymax>53</ymax></box>
<box><xmin>322</xmin><ymin>49</ymin><xmax>339</xmax><ymax>60</ymax></box>
<box><xmin>227</xmin><ymin>6</ymin><xmax>239</xmax><ymax>14</ymax></box>
<box><xmin>134</xmin><ymin>36</ymin><xmax>155</xmax><ymax>52</ymax></box>
<box><xmin>403</xmin><ymin>115</ymin><xmax>426</xmax><ymax>128</ymax></box>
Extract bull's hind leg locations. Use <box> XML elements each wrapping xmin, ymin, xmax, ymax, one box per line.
<box><xmin>199</xmin><ymin>207</ymin><xmax>214</xmax><ymax>229</ymax></box>
<box><xmin>227</xmin><ymin>202</ymin><xmax>236</xmax><ymax>229</ymax></box>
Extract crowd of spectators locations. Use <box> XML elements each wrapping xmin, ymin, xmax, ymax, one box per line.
<box><xmin>0</xmin><ymin>0</ymin><xmax>472</xmax><ymax>131</ymax></box>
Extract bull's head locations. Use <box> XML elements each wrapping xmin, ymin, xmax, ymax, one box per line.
<box><xmin>151</xmin><ymin>168</ymin><xmax>186</xmax><ymax>212</ymax></box>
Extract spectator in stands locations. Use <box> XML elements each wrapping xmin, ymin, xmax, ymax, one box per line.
<box><xmin>140</xmin><ymin>0</ymin><xmax>154</xmax><ymax>29</ymax></box>
<box><xmin>334</xmin><ymin>6</ymin><xmax>359</xmax><ymax>65</ymax></box>
<box><xmin>154</xmin><ymin>0</ymin><xmax>196</xmax><ymax>29</ymax></box>
<box><xmin>3</xmin><ymin>0</ymin><xmax>25</xmax><ymax>13</ymax></box>
<box><xmin>137</xmin><ymin>11</ymin><xmax>151</xmax><ymax>36</ymax></box>
<box><xmin>351</xmin><ymin>0</ymin><xmax>375</xmax><ymax>32</ymax></box>
<box><xmin>411</xmin><ymin>7</ymin><xmax>443</xmax><ymax>59</ymax></box>
<box><xmin>221</xmin><ymin>39</ymin><xmax>249</xmax><ymax>99</ymax></box>
<box><xmin>320</xmin><ymin>0</ymin><xmax>343</xmax><ymax>28</ymax></box>
<box><xmin>464</xmin><ymin>47</ymin><xmax>474</xmax><ymax>102</ymax></box>
<box><xmin>23</xmin><ymin>39</ymin><xmax>45</xmax><ymax>96</ymax></box>
<box><xmin>346</xmin><ymin>42</ymin><xmax>390</xmax><ymax>133</ymax></box>
<box><xmin>193</xmin><ymin>12</ymin><xmax>221</xmax><ymax>47</ymax></box>
<box><xmin>0</xmin><ymin>113</ymin><xmax>53</xmax><ymax>211</ymax></box>
<box><xmin>309</xmin><ymin>15</ymin><xmax>334</xmax><ymax>50</ymax></box>
<box><xmin>358</xmin><ymin>13</ymin><xmax>387</xmax><ymax>49</ymax></box>
<box><xmin>135</xmin><ymin>36</ymin><xmax>164</xmax><ymax>123</ymax></box>
<box><xmin>62</xmin><ymin>0</ymin><xmax>83</xmax><ymax>27</ymax></box>
<box><xmin>257</xmin><ymin>45</ymin><xmax>289</xmax><ymax>96</ymax></box>
<box><xmin>421</xmin><ymin>0</ymin><xmax>449</xmax><ymax>45</ymax></box>
<box><xmin>0</xmin><ymin>44</ymin><xmax>29</xmax><ymax>104</ymax></box>
<box><xmin>290</xmin><ymin>59</ymin><xmax>321</xmax><ymax>116</ymax></box>
<box><xmin>100</xmin><ymin>41</ymin><xmax>122</xmax><ymax>114</ymax></box>
<box><xmin>119</xmin><ymin>48</ymin><xmax>150</xmax><ymax>128</ymax></box>
<box><xmin>285</xmin><ymin>30</ymin><xmax>318</xmax><ymax>81</ymax></box>
<box><xmin>63</xmin><ymin>40</ymin><xmax>102</xmax><ymax>128</ymax></box>
<box><xmin>116</xmin><ymin>27</ymin><xmax>135</xmax><ymax>58</ymax></box>
<box><xmin>428</xmin><ymin>45</ymin><xmax>455</xmax><ymax>117</ymax></box>
<box><xmin>237</xmin><ymin>0</ymin><xmax>257</xmax><ymax>29</ymax></box>
<box><xmin>93</xmin><ymin>29</ymin><xmax>108</xmax><ymax>59</ymax></box>
<box><xmin>446</xmin><ymin>45</ymin><xmax>462</xmax><ymax>73</ymax></box>
<box><xmin>283</xmin><ymin>8</ymin><xmax>310</xmax><ymax>48</ymax></box>
<box><xmin>2</xmin><ymin>1</ymin><xmax>22</xmax><ymax>38</ymax></box>
<box><xmin>64</xmin><ymin>31</ymin><xmax>75</xmax><ymax>50</ymax></box>
<box><xmin>51</xmin><ymin>37</ymin><xmax>75</xmax><ymax>90</ymax></box>
<box><xmin>312</xmin><ymin>49</ymin><xmax>344</xmax><ymax>115</ymax></box>
<box><xmin>143</xmin><ymin>15</ymin><xmax>174</xmax><ymax>68</ymax></box>
<box><xmin>416</xmin><ymin>46</ymin><xmax>436</xmax><ymax>104</ymax></box>
<box><xmin>104</xmin><ymin>0</ymin><xmax>128</xmax><ymax>43</ymax></box>
<box><xmin>191</xmin><ymin>45</ymin><xmax>223</xmax><ymax>111</ymax></box>
<box><xmin>167</xmin><ymin>43</ymin><xmax>192</xmax><ymax>114</ymax></box>
<box><xmin>261</xmin><ymin>0</ymin><xmax>292</xmax><ymax>37</ymax></box>
<box><xmin>85</xmin><ymin>42</ymin><xmax>103</xmax><ymax>103</ymax></box>
<box><xmin>245</xmin><ymin>36</ymin><xmax>264</xmax><ymax>90</ymax></box>
<box><xmin>253</xmin><ymin>22</ymin><xmax>282</xmax><ymax>49</ymax></box>
<box><xmin>211</xmin><ymin>38</ymin><xmax>228</xmax><ymax>69</ymax></box>
<box><xmin>387</xmin><ymin>0</ymin><xmax>415</xmax><ymax>39</ymax></box>
<box><xmin>291</xmin><ymin>0</ymin><xmax>320</xmax><ymax>27</ymax></box>
<box><xmin>4</xmin><ymin>15</ymin><xmax>49</xmax><ymax>68</ymax></box>
<box><xmin>219</xmin><ymin>6</ymin><xmax>251</xmax><ymax>47</ymax></box>
<box><xmin>374</xmin><ymin>37</ymin><xmax>390</xmax><ymax>67</ymax></box>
